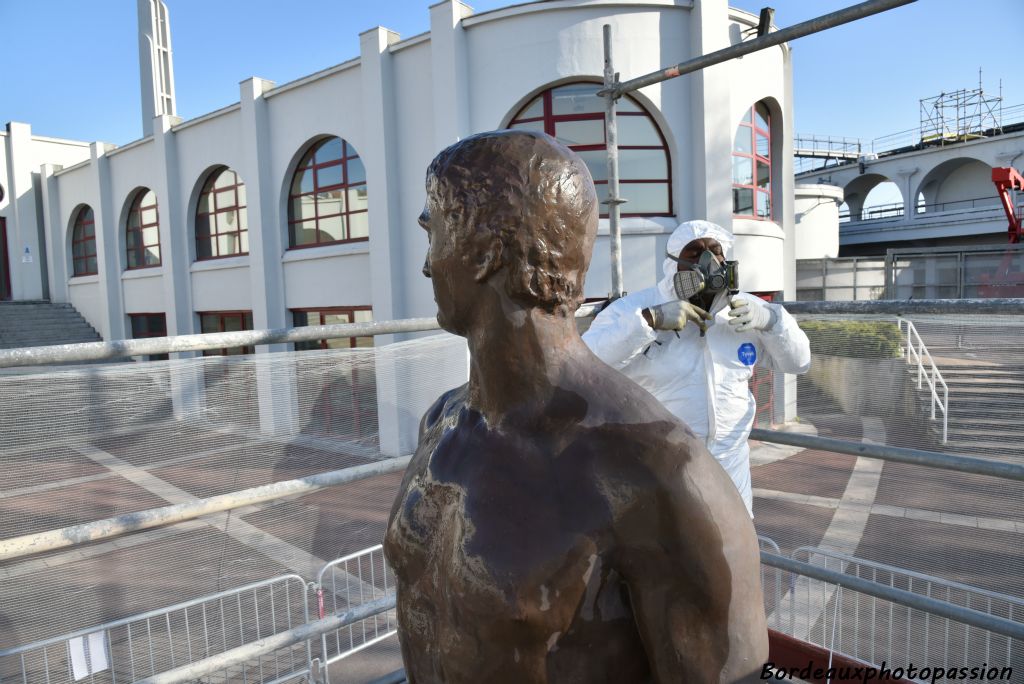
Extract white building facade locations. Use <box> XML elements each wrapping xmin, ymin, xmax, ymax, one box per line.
<box><xmin>1</xmin><ymin>0</ymin><xmax>794</xmax><ymax>345</ymax></box>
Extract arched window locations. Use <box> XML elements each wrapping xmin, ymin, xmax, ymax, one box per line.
<box><xmin>732</xmin><ymin>102</ymin><xmax>772</xmax><ymax>220</ymax></box>
<box><xmin>288</xmin><ymin>137</ymin><xmax>367</xmax><ymax>248</ymax></box>
<box><xmin>71</xmin><ymin>206</ymin><xmax>98</xmax><ymax>276</ymax></box>
<box><xmin>507</xmin><ymin>82</ymin><xmax>671</xmax><ymax>217</ymax></box>
<box><xmin>126</xmin><ymin>189</ymin><xmax>161</xmax><ymax>269</ymax></box>
<box><xmin>196</xmin><ymin>168</ymin><xmax>248</xmax><ymax>260</ymax></box>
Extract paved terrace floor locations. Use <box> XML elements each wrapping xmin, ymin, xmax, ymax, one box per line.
<box><xmin>1</xmin><ymin>400</ymin><xmax>1022</xmax><ymax>680</ymax></box>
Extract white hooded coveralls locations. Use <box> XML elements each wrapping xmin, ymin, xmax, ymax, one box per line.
<box><xmin>582</xmin><ymin>221</ymin><xmax>811</xmax><ymax>515</ymax></box>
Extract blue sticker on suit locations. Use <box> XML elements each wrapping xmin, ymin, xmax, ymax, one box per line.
<box><xmin>738</xmin><ymin>342</ymin><xmax>756</xmax><ymax>366</ymax></box>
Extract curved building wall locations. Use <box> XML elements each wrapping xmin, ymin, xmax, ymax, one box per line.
<box><xmin>794</xmin><ymin>183</ymin><xmax>844</xmax><ymax>259</ymax></box>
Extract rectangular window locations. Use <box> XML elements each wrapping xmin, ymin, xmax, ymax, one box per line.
<box><xmin>198</xmin><ymin>311</ymin><xmax>253</xmax><ymax>356</ymax></box>
<box><xmin>129</xmin><ymin>313</ymin><xmax>169</xmax><ymax>361</ymax></box>
<box><xmin>291</xmin><ymin>307</ymin><xmax>373</xmax><ymax>350</ymax></box>
<box><xmin>292</xmin><ymin>306</ymin><xmax>376</xmax><ymax>437</ymax></box>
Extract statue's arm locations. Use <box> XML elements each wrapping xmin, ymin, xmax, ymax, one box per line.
<box><xmin>617</xmin><ymin>459</ymin><xmax>768</xmax><ymax>683</ymax></box>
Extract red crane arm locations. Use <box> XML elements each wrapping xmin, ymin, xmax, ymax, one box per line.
<box><xmin>992</xmin><ymin>167</ymin><xmax>1024</xmax><ymax>243</ymax></box>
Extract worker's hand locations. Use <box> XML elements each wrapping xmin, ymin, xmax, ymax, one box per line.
<box><xmin>644</xmin><ymin>300</ymin><xmax>711</xmax><ymax>334</ymax></box>
<box><xmin>728</xmin><ymin>296</ymin><xmax>777</xmax><ymax>332</ymax></box>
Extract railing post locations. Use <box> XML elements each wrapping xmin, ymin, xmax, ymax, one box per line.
<box><xmin>930</xmin><ymin>366</ymin><xmax>937</xmax><ymax>419</ymax></box>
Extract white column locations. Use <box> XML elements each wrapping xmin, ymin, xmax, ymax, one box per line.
<box><xmin>4</xmin><ymin>122</ymin><xmax>45</xmax><ymax>300</ymax></box>
<box><xmin>430</xmin><ymin>1</ymin><xmax>473</xmax><ymax>150</ymax></box>
<box><xmin>689</xmin><ymin>0</ymin><xmax>732</xmax><ymax>228</ymax></box>
<box><xmin>239</xmin><ymin>76</ymin><xmax>298</xmax><ymax>436</ymax></box>
<box><xmin>360</xmin><ymin>26</ymin><xmax>403</xmax><ymax>327</ymax></box>
<box><xmin>38</xmin><ymin>163</ymin><xmax>67</xmax><ymax>302</ymax></box>
<box><xmin>150</xmin><ymin>114</ymin><xmax>191</xmax><ymax>337</ymax></box>
<box><xmin>238</xmin><ymin>77</ymin><xmax>285</xmax><ymax>340</ymax></box>
<box><xmin>89</xmin><ymin>141</ymin><xmax>125</xmax><ymax>341</ymax></box>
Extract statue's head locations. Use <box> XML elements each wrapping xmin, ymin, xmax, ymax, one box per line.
<box><xmin>419</xmin><ymin>130</ymin><xmax>598</xmax><ymax>334</ymax></box>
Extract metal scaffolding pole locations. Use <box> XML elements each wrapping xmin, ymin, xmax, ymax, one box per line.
<box><xmin>597</xmin><ymin>0</ymin><xmax>916</xmax><ymax>296</ymax></box>
<box><xmin>603</xmin><ymin>25</ymin><xmax>626</xmax><ymax>298</ymax></box>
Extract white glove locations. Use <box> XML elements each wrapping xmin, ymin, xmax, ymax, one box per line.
<box><xmin>728</xmin><ymin>296</ymin><xmax>777</xmax><ymax>332</ymax></box>
<box><xmin>644</xmin><ymin>300</ymin><xmax>711</xmax><ymax>334</ymax></box>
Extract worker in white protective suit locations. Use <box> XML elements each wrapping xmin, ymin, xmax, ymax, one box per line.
<box><xmin>583</xmin><ymin>220</ymin><xmax>811</xmax><ymax>516</ymax></box>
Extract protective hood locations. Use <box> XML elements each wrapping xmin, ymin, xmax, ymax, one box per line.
<box><xmin>658</xmin><ymin>220</ymin><xmax>735</xmax><ymax>300</ymax></box>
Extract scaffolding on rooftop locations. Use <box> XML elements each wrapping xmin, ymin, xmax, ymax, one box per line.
<box><xmin>919</xmin><ymin>76</ymin><xmax>1004</xmax><ymax>146</ymax></box>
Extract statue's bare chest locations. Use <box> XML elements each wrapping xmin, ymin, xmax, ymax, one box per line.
<box><xmin>385</xmin><ymin>408</ymin><xmax>618</xmax><ymax>634</ymax></box>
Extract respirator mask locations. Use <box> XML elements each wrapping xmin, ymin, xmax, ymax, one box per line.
<box><xmin>670</xmin><ymin>250</ymin><xmax>739</xmax><ymax>301</ymax></box>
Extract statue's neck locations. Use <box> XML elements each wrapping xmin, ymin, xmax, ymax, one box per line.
<box><xmin>465</xmin><ymin>305</ymin><xmax>583</xmax><ymax>426</ymax></box>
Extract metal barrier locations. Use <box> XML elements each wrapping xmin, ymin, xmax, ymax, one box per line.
<box><xmin>0</xmin><ymin>574</ymin><xmax>310</xmax><ymax>684</ymax></box>
<box><xmin>788</xmin><ymin>546</ymin><xmax>1023</xmax><ymax>669</ymax></box>
<box><xmin>314</xmin><ymin>545</ymin><xmax>397</xmax><ymax>682</ymax></box>
<box><xmin>898</xmin><ymin>319</ymin><xmax>948</xmax><ymax>442</ymax></box>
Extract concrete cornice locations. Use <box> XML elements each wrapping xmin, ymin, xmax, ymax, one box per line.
<box><xmin>389</xmin><ymin>31</ymin><xmax>431</xmax><ymax>54</ymax></box>
<box><xmin>105</xmin><ymin>136</ymin><xmax>154</xmax><ymax>159</ymax></box>
<box><xmin>264</xmin><ymin>58</ymin><xmax>361</xmax><ymax>100</ymax></box>
<box><xmin>53</xmin><ymin>159</ymin><xmax>93</xmax><ymax>178</ymax></box>
<box><xmin>171</xmin><ymin>103</ymin><xmax>242</xmax><ymax>133</ymax></box>
<box><xmin>30</xmin><ymin>135</ymin><xmax>91</xmax><ymax>147</ymax></box>
<box><xmin>463</xmin><ymin>0</ymin><xmax>692</xmax><ymax>28</ymax></box>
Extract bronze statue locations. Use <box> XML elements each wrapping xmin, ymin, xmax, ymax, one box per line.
<box><xmin>383</xmin><ymin>130</ymin><xmax>768</xmax><ymax>683</ymax></box>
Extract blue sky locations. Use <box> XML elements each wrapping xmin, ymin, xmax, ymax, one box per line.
<box><xmin>0</xmin><ymin>0</ymin><xmax>1021</xmax><ymax>150</ymax></box>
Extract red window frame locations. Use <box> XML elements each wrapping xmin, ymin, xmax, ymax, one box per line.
<box><xmin>198</xmin><ymin>310</ymin><xmax>253</xmax><ymax>356</ymax></box>
<box><xmin>0</xmin><ymin>217</ymin><xmax>11</xmax><ymax>301</ymax></box>
<box><xmin>129</xmin><ymin>312</ymin><xmax>169</xmax><ymax>361</ymax></box>
<box><xmin>507</xmin><ymin>82</ymin><xmax>672</xmax><ymax>218</ymax></box>
<box><xmin>71</xmin><ymin>207</ymin><xmax>98</xmax><ymax>277</ymax></box>
<box><xmin>291</xmin><ymin>306</ymin><xmax>374</xmax><ymax>350</ymax></box>
<box><xmin>288</xmin><ymin>137</ymin><xmax>368</xmax><ymax>249</ymax></box>
<box><xmin>732</xmin><ymin>102</ymin><xmax>773</xmax><ymax>221</ymax></box>
<box><xmin>196</xmin><ymin>168</ymin><xmax>248</xmax><ymax>260</ymax></box>
<box><xmin>126</xmin><ymin>189</ymin><xmax>162</xmax><ymax>269</ymax></box>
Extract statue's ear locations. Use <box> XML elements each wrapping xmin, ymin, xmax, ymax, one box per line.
<box><xmin>471</xmin><ymin>238</ymin><xmax>503</xmax><ymax>283</ymax></box>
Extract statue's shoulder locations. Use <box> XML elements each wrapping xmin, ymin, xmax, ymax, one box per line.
<box><xmin>420</xmin><ymin>383</ymin><xmax>469</xmax><ymax>434</ymax></box>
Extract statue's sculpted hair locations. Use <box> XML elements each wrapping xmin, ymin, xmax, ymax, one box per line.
<box><xmin>426</xmin><ymin>130</ymin><xmax>598</xmax><ymax>315</ymax></box>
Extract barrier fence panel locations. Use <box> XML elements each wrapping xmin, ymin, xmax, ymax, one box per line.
<box><xmin>0</xmin><ymin>575</ymin><xmax>310</xmax><ymax>684</ymax></box>
<box><xmin>784</xmin><ymin>547</ymin><xmax>1023</xmax><ymax>670</ymax></box>
<box><xmin>314</xmin><ymin>545</ymin><xmax>397</xmax><ymax>682</ymax></box>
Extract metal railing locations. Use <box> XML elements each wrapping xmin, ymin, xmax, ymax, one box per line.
<box><xmin>789</xmin><ymin>547</ymin><xmax>1023</xmax><ymax>668</ymax></box>
<box><xmin>0</xmin><ymin>456</ymin><xmax>412</xmax><ymax>562</ymax></box>
<box><xmin>315</xmin><ymin>545</ymin><xmax>397</xmax><ymax>682</ymax></box>
<box><xmin>0</xmin><ymin>575</ymin><xmax>311</xmax><ymax>684</ymax></box>
<box><xmin>899</xmin><ymin>319</ymin><xmax>949</xmax><ymax>443</ymax></box>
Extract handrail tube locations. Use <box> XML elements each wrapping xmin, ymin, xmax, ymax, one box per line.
<box><xmin>780</xmin><ymin>298</ymin><xmax>1024</xmax><ymax>315</ymax></box>
<box><xmin>900</xmin><ymin>319</ymin><xmax>948</xmax><ymax>443</ymax></box>
<box><xmin>4</xmin><ymin>430</ymin><xmax>1021</xmax><ymax>564</ymax></box>
<box><xmin>749</xmin><ymin>429</ymin><xmax>1024</xmax><ymax>481</ymax></box>
<box><xmin>0</xmin><ymin>303</ymin><xmax>606</xmax><ymax>369</ymax></box>
<box><xmin>0</xmin><ymin>318</ymin><xmax>442</xmax><ymax>369</ymax></box>
<box><xmin>0</xmin><ymin>456</ymin><xmax>412</xmax><ymax>562</ymax></box>
<box><xmin>761</xmin><ymin>552</ymin><xmax>1024</xmax><ymax>642</ymax></box>
<box><xmin>792</xmin><ymin>546</ymin><xmax>1024</xmax><ymax>605</ymax></box>
<box><xmin>130</xmin><ymin>595</ymin><xmax>396</xmax><ymax>684</ymax></box>
<box><xmin>603</xmin><ymin>0</ymin><xmax>915</xmax><ymax>98</ymax></box>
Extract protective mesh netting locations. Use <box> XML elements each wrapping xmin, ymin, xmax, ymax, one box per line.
<box><xmin>1</xmin><ymin>313</ymin><xmax>1023</xmax><ymax>681</ymax></box>
<box><xmin>0</xmin><ymin>332</ymin><xmax>468</xmax><ymax>683</ymax></box>
<box><xmin>755</xmin><ymin>313</ymin><xmax>1024</xmax><ymax>674</ymax></box>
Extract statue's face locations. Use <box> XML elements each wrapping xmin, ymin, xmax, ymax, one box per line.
<box><xmin>419</xmin><ymin>185</ymin><xmax>473</xmax><ymax>334</ymax></box>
